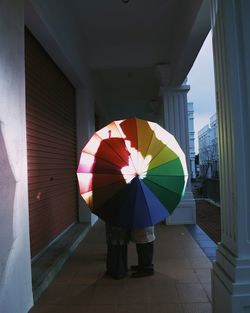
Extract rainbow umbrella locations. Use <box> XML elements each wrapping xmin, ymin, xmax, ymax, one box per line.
<box><xmin>77</xmin><ymin>118</ymin><xmax>188</xmax><ymax>228</ymax></box>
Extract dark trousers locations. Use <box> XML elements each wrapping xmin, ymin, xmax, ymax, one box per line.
<box><xmin>136</xmin><ymin>241</ymin><xmax>154</xmax><ymax>271</ymax></box>
<box><xmin>106</xmin><ymin>244</ymin><xmax>128</xmax><ymax>279</ymax></box>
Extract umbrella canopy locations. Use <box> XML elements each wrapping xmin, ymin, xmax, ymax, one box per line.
<box><xmin>77</xmin><ymin>117</ymin><xmax>188</xmax><ymax>228</ymax></box>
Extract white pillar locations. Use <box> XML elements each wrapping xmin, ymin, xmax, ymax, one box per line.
<box><xmin>211</xmin><ymin>1</ymin><xmax>250</xmax><ymax>312</ymax></box>
<box><xmin>188</xmin><ymin>102</ymin><xmax>196</xmax><ymax>179</ymax></box>
<box><xmin>191</xmin><ymin>159</ymin><xmax>196</xmax><ymax>179</ymax></box>
<box><xmin>76</xmin><ymin>88</ymin><xmax>98</xmax><ymax>225</ymax></box>
<box><xmin>0</xmin><ymin>1</ymin><xmax>33</xmax><ymax>312</ymax></box>
<box><xmin>161</xmin><ymin>85</ymin><xmax>196</xmax><ymax>224</ymax></box>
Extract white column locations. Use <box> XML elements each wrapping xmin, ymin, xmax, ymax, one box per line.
<box><xmin>188</xmin><ymin>102</ymin><xmax>196</xmax><ymax>179</ymax></box>
<box><xmin>211</xmin><ymin>1</ymin><xmax>250</xmax><ymax>312</ymax></box>
<box><xmin>191</xmin><ymin>159</ymin><xmax>196</xmax><ymax>179</ymax></box>
<box><xmin>76</xmin><ymin>88</ymin><xmax>98</xmax><ymax>225</ymax></box>
<box><xmin>161</xmin><ymin>86</ymin><xmax>196</xmax><ymax>224</ymax></box>
<box><xmin>0</xmin><ymin>1</ymin><xmax>33</xmax><ymax>312</ymax></box>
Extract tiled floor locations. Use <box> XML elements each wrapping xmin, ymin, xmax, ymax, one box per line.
<box><xmin>29</xmin><ymin>222</ymin><xmax>213</xmax><ymax>313</ymax></box>
<box><xmin>186</xmin><ymin>225</ymin><xmax>217</xmax><ymax>262</ymax></box>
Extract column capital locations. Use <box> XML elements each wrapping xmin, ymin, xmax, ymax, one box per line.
<box><xmin>155</xmin><ymin>63</ymin><xmax>171</xmax><ymax>86</ymax></box>
<box><xmin>159</xmin><ymin>84</ymin><xmax>190</xmax><ymax>96</ymax></box>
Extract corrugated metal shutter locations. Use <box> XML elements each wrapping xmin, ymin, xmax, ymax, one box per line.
<box><xmin>25</xmin><ymin>28</ymin><xmax>78</xmax><ymax>258</ymax></box>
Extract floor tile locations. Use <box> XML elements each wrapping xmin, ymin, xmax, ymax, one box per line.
<box><xmin>155</xmin><ymin>258</ymin><xmax>192</xmax><ymax>270</ymax></box>
<box><xmin>198</xmin><ymin>240</ymin><xmax>217</xmax><ymax>249</ymax></box>
<box><xmin>87</xmin><ymin>304</ymin><xmax>117</xmax><ymax>313</ymax></box>
<box><xmin>54</xmin><ymin>263</ymin><xmax>79</xmax><ymax>283</ymax></box>
<box><xmin>188</xmin><ymin>257</ymin><xmax>212</xmax><ymax>269</ymax></box>
<box><xmin>120</xmin><ymin>281</ymin><xmax>150</xmax><ymax>304</ymax></box>
<box><xmin>149</xmin><ymin>303</ymin><xmax>183</xmax><ymax>313</ymax></box>
<box><xmin>202</xmin><ymin>283</ymin><xmax>212</xmax><ymax>302</ymax></box>
<box><xmin>202</xmin><ymin>247</ymin><xmax>217</xmax><ymax>258</ymax></box>
<box><xmin>71</xmin><ymin>268</ymin><xmax>104</xmax><ymax>284</ymax></box>
<box><xmin>183</xmin><ymin>248</ymin><xmax>206</xmax><ymax>258</ymax></box>
<box><xmin>193</xmin><ymin>234</ymin><xmax>211</xmax><ymax>241</ymax></box>
<box><xmin>117</xmin><ymin>303</ymin><xmax>150</xmax><ymax>313</ymax></box>
<box><xmin>195</xmin><ymin>269</ymin><xmax>211</xmax><ymax>283</ymax></box>
<box><xmin>163</xmin><ymin>269</ymin><xmax>199</xmax><ymax>283</ymax></box>
<box><xmin>36</xmin><ymin>282</ymin><xmax>68</xmax><ymax>305</ymax></box>
<box><xmin>182</xmin><ymin>302</ymin><xmax>212</xmax><ymax>313</ymax></box>
<box><xmin>60</xmin><ymin>283</ymin><xmax>95</xmax><ymax>305</ymax></box>
<box><xmin>30</xmin><ymin>304</ymin><xmax>87</xmax><ymax>313</ymax></box>
<box><xmin>148</xmin><ymin>283</ymin><xmax>179</xmax><ymax>304</ymax></box>
<box><xmin>185</xmin><ymin>224</ymin><xmax>219</xmax><ymax>262</ymax></box>
<box><xmin>176</xmin><ymin>283</ymin><xmax>208</xmax><ymax>303</ymax></box>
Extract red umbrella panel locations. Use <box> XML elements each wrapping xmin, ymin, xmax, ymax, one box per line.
<box><xmin>77</xmin><ymin>118</ymin><xmax>188</xmax><ymax>228</ymax></box>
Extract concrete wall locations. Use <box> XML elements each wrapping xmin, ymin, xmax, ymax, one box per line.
<box><xmin>0</xmin><ymin>1</ymin><xmax>33</xmax><ymax>312</ymax></box>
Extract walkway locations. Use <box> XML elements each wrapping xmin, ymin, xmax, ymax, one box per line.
<box><xmin>29</xmin><ymin>222</ymin><xmax>212</xmax><ymax>313</ymax></box>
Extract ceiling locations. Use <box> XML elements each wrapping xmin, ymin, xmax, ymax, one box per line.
<box><xmin>70</xmin><ymin>0</ymin><xmax>210</xmax><ymax>74</ymax></box>
<box><xmin>75</xmin><ymin>0</ymin><xmax>211</xmax><ymax>120</ymax></box>
<box><xmin>72</xmin><ymin>0</ymin><xmax>178</xmax><ymax>47</ymax></box>
<box><xmin>26</xmin><ymin>0</ymin><xmax>211</xmax><ymax>121</ymax></box>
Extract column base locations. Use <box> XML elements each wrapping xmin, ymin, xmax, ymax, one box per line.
<box><xmin>165</xmin><ymin>191</ymin><xmax>196</xmax><ymax>224</ymax></box>
<box><xmin>212</xmin><ymin>243</ymin><xmax>250</xmax><ymax>313</ymax></box>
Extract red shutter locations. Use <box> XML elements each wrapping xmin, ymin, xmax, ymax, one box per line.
<box><xmin>25</xmin><ymin>28</ymin><xmax>78</xmax><ymax>257</ymax></box>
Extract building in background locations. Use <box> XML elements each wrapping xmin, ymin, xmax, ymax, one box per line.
<box><xmin>198</xmin><ymin>113</ymin><xmax>218</xmax><ymax>178</ymax></box>
<box><xmin>188</xmin><ymin>102</ymin><xmax>196</xmax><ymax>179</ymax></box>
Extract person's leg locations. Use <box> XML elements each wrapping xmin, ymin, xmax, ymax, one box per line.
<box><xmin>106</xmin><ymin>244</ymin><xmax>128</xmax><ymax>279</ymax></box>
<box><xmin>136</xmin><ymin>243</ymin><xmax>144</xmax><ymax>270</ymax></box>
<box><xmin>114</xmin><ymin>244</ymin><xmax>128</xmax><ymax>279</ymax></box>
<box><xmin>132</xmin><ymin>242</ymin><xmax>154</xmax><ymax>277</ymax></box>
<box><xmin>142</xmin><ymin>241</ymin><xmax>154</xmax><ymax>271</ymax></box>
<box><xmin>130</xmin><ymin>243</ymin><xmax>144</xmax><ymax>271</ymax></box>
<box><xmin>106</xmin><ymin>244</ymin><xmax>113</xmax><ymax>275</ymax></box>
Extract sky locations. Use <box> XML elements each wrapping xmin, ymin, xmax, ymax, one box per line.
<box><xmin>187</xmin><ymin>31</ymin><xmax>216</xmax><ymax>153</ymax></box>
